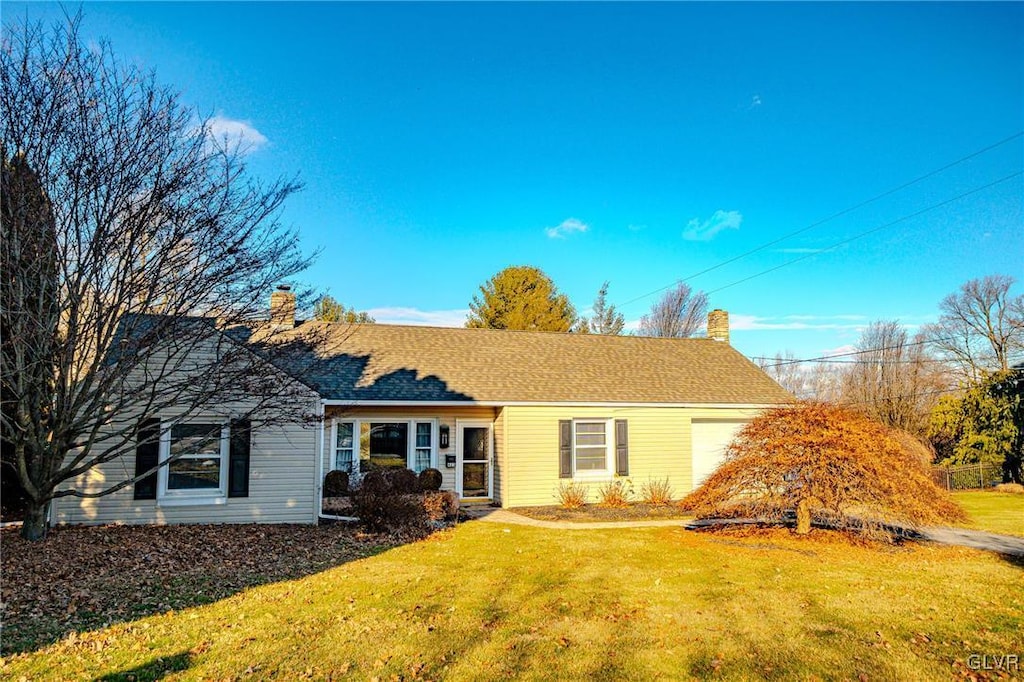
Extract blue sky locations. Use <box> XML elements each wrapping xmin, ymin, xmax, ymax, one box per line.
<box><xmin>8</xmin><ymin>2</ymin><xmax>1023</xmax><ymax>360</ymax></box>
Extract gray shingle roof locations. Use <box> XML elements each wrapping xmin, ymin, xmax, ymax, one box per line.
<box><xmin>261</xmin><ymin>322</ymin><xmax>793</xmax><ymax>404</ymax></box>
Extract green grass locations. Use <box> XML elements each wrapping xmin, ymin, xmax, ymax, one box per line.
<box><xmin>4</xmin><ymin>523</ymin><xmax>1022</xmax><ymax>681</ymax></box>
<box><xmin>954</xmin><ymin>490</ymin><xmax>1024</xmax><ymax>537</ymax></box>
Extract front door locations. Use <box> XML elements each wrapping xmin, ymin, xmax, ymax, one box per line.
<box><xmin>458</xmin><ymin>423</ymin><xmax>491</xmax><ymax>499</ymax></box>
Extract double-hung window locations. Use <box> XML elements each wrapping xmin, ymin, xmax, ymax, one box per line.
<box><xmin>334</xmin><ymin>421</ymin><xmax>355</xmax><ymax>472</ymax></box>
<box><xmin>573</xmin><ymin>420</ymin><xmax>612</xmax><ymax>473</ymax></box>
<box><xmin>414</xmin><ymin>423</ymin><xmax>432</xmax><ymax>472</ymax></box>
<box><xmin>158</xmin><ymin>422</ymin><xmax>229</xmax><ymax>504</ymax></box>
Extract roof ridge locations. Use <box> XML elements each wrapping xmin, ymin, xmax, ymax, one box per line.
<box><xmin>297</xmin><ymin>319</ymin><xmax>717</xmax><ymax>342</ymax></box>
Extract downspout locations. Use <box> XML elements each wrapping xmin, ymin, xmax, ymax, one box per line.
<box><xmin>317</xmin><ymin>401</ymin><xmax>358</xmax><ymax>522</ymax></box>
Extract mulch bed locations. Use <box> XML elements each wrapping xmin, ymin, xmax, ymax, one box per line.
<box><xmin>0</xmin><ymin>523</ymin><xmax>404</xmax><ymax>656</ymax></box>
<box><xmin>509</xmin><ymin>503</ymin><xmax>692</xmax><ymax>523</ymax></box>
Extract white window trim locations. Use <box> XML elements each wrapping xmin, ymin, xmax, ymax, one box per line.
<box><xmin>455</xmin><ymin>419</ymin><xmax>494</xmax><ymax>499</ymax></box>
<box><xmin>331</xmin><ymin>420</ymin><xmax>357</xmax><ymax>473</ymax></box>
<box><xmin>572</xmin><ymin>418</ymin><xmax>614</xmax><ymax>478</ymax></box>
<box><xmin>330</xmin><ymin>417</ymin><xmax>438</xmax><ymax>473</ymax></box>
<box><xmin>156</xmin><ymin>421</ymin><xmax>230</xmax><ymax>507</ymax></box>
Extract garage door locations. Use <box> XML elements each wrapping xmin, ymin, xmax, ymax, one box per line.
<box><xmin>691</xmin><ymin>420</ymin><xmax>749</xmax><ymax>489</ymax></box>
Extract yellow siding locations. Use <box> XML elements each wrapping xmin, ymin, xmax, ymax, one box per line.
<box><xmin>322</xmin><ymin>406</ymin><xmax>497</xmax><ymax>495</ymax></box>
<box><xmin>502</xmin><ymin>405</ymin><xmax>766</xmax><ymax>507</ymax></box>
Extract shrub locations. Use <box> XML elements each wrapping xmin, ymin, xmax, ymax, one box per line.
<box><xmin>994</xmin><ymin>482</ymin><xmax>1024</xmax><ymax>494</ymax></box>
<box><xmin>423</xmin><ymin>490</ymin><xmax>459</xmax><ymax>523</ymax></box>
<box><xmin>680</xmin><ymin>403</ymin><xmax>966</xmax><ymax>537</ymax></box>
<box><xmin>359</xmin><ymin>470</ymin><xmax>389</xmax><ymax>495</ymax></box>
<box><xmin>323</xmin><ymin>470</ymin><xmax>349</xmax><ymax>498</ymax></box>
<box><xmin>597</xmin><ymin>479</ymin><xmax>633</xmax><ymax>507</ymax></box>
<box><xmin>351</xmin><ymin>487</ymin><xmax>428</xmax><ymax>533</ymax></box>
<box><xmin>640</xmin><ymin>478</ymin><xmax>674</xmax><ymax>505</ymax></box>
<box><xmin>418</xmin><ymin>467</ymin><xmax>443</xmax><ymax>492</ymax></box>
<box><xmin>556</xmin><ymin>481</ymin><xmax>589</xmax><ymax>509</ymax></box>
<box><xmin>387</xmin><ymin>468</ymin><xmax>420</xmax><ymax>494</ymax></box>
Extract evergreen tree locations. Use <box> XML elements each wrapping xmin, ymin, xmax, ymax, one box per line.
<box><xmin>314</xmin><ymin>295</ymin><xmax>374</xmax><ymax>323</ymax></box>
<box><xmin>580</xmin><ymin>281</ymin><xmax>625</xmax><ymax>335</ymax></box>
<box><xmin>928</xmin><ymin>369</ymin><xmax>1023</xmax><ymax>483</ymax></box>
<box><xmin>466</xmin><ymin>266</ymin><xmax>576</xmax><ymax>332</ymax></box>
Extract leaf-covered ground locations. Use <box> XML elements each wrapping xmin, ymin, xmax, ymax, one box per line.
<box><xmin>0</xmin><ymin>523</ymin><xmax>399</xmax><ymax>656</ymax></box>
<box><xmin>3</xmin><ymin>522</ymin><xmax>1022</xmax><ymax>680</ymax></box>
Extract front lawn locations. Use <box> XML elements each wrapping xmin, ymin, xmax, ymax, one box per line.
<box><xmin>3</xmin><ymin>522</ymin><xmax>1021</xmax><ymax>680</ymax></box>
<box><xmin>954</xmin><ymin>490</ymin><xmax>1024</xmax><ymax>537</ymax></box>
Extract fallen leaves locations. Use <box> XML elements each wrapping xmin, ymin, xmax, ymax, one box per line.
<box><xmin>0</xmin><ymin>523</ymin><xmax>401</xmax><ymax>655</ymax></box>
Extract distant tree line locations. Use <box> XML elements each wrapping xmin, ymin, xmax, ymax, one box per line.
<box><xmin>464</xmin><ymin>266</ymin><xmax>705</xmax><ymax>339</ymax></box>
<box><xmin>758</xmin><ymin>275</ymin><xmax>1023</xmax><ymax>483</ymax></box>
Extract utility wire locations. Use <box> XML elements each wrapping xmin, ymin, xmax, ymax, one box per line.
<box><xmin>616</xmin><ymin>131</ymin><xmax>1024</xmax><ymax>309</ymax></box>
<box><xmin>756</xmin><ymin>335</ymin><xmax>958</xmax><ymax>368</ymax></box>
<box><xmin>706</xmin><ymin>171</ymin><xmax>1022</xmax><ymax>295</ymax></box>
<box><xmin>757</xmin><ymin>357</ymin><xmax>952</xmax><ymax>366</ymax></box>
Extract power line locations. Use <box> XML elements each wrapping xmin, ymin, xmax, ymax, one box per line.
<box><xmin>756</xmin><ymin>357</ymin><xmax>951</xmax><ymax>366</ymax></box>
<box><xmin>706</xmin><ymin>171</ymin><xmax>1022</xmax><ymax>295</ymax></box>
<box><xmin>616</xmin><ymin>131</ymin><xmax>1024</xmax><ymax>309</ymax></box>
<box><xmin>832</xmin><ymin>387</ymin><xmax>961</xmax><ymax>408</ymax></box>
<box><xmin>756</xmin><ymin>335</ymin><xmax>957</xmax><ymax>368</ymax></box>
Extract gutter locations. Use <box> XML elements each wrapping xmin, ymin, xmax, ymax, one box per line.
<box><xmin>318</xmin><ymin>400</ymin><xmax>788</xmax><ymax>409</ymax></box>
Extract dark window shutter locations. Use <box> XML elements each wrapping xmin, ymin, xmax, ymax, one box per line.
<box><xmin>133</xmin><ymin>418</ymin><xmax>161</xmax><ymax>500</ymax></box>
<box><xmin>229</xmin><ymin>418</ymin><xmax>251</xmax><ymax>498</ymax></box>
<box><xmin>615</xmin><ymin>419</ymin><xmax>629</xmax><ymax>476</ymax></box>
<box><xmin>558</xmin><ymin>420</ymin><xmax>573</xmax><ymax>478</ymax></box>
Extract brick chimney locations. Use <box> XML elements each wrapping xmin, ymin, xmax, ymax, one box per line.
<box><xmin>707</xmin><ymin>309</ymin><xmax>729</xmax><ymax>344</ymax></box>
<box><xmin>269</xmin><ymin>284</ymin><xmax>296</xmax><ymax>330</ymax></box>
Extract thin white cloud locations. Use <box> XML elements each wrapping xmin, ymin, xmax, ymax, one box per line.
<box><xmin>627</xmin><ymin>224</ymin><xmax>647</xmax><ymax>232</ymax></box>
<box><xmin>545</xmin><ymin>218</ymin><xmax>589</xmax><ymax>239</ymax></box>
<box><xmin>205</xmin><ymin>115</ymin><xmax>269</xmax><ymax>154</ymax></box>
<box><xmin>751</xmin><ymin>94</ymin><xmax>762</xmax><ymax>107</ymax></box>
<box><xmin>821</xmin><ymin>344</ymin><xmax>857</xmax><ymax>357</ymax></box>
<box><xmin>366</xmin><ymin>307</ymin><xmax>470</xmax><ymax>327</ymax></box>
<box><xmin>683</xmin><ymin>210</ymin><xmax>742</xmax><ymax>241</ymax></box>
<box><xmin>729</xmin><ymin>314</ymin><xmax>870</xmax><ymax>332</ymax></box>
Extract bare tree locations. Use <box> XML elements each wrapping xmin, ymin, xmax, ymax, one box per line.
<box><xmin>923</xmin><ymin>275</ymin><xmax>1024</xmax><ymax>384</ymax></box>
<box><xmin>1</xmin><ymin>16</ymin><xmax>315</xmax><ymax>540</ymax></box>
<box><xmin>636</xmin><ymin>283</ymin><xmax>708</xmax><ymax>338</ymax></box>
<box><xmin>757</xmin><ymin>351</ymin><xmax>846</xmax><ymax>401</ymax></box>
<box><xmin>840</xmin><ymin>321</ymin><xmax>949</xmax><ymax>437</ymax></box>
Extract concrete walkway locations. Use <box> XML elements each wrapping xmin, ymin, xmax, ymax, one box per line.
<box><xmin>916</xmin><ymin>527</ymin><xmax>1024</xmax><ymax>557</ymax></box>
<box><xmin>462</xmin><ymin>507</ymin><xmax>1024</xmax><ymax>556</ymax></box>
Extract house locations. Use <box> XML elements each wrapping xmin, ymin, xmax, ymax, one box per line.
<box><xmin>52</xmin><ymin>289</ymin><xmax>792</xmax><ymax>526</ymax></box>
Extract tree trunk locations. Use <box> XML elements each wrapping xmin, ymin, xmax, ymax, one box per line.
<box><xmin>20</xmin><ymin>499</ymin><xmax>50</xmax><ymax>541</ymax></box>
<box><xmin>795</xmin><ymin>497</ymin><xmax>812</xmax><ymax>535</ymax></box>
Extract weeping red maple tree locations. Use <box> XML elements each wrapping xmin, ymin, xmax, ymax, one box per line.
<box><xmin>681</xmin><ymin>403</ymin><xmax>966</xmax><ymax>536</ymax></box>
